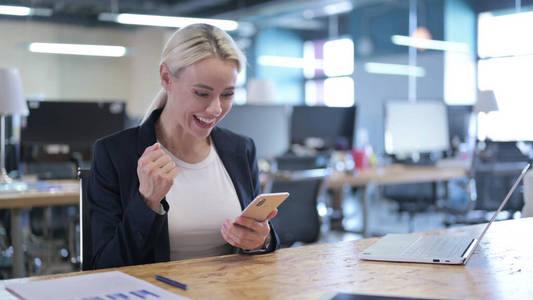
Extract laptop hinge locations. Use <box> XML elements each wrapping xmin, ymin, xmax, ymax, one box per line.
<box><xmin>461</xmin><ymin>238</ymin><xmax>478</xmax><ymax>261</ymax></box>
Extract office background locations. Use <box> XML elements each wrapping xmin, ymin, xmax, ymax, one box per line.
<box><xmin>1</xmin><ymin>0</ymin><xmax>532</xmax><ymax>279</ymax></box>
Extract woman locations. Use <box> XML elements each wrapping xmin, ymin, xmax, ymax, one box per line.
<box><xmin>87</xmin><ymin>24</ymin><xmax>279</xmax><ymax>269</ymax></box>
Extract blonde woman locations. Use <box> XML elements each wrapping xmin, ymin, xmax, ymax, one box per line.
<box><xmin>88</xmin><ymin>24</ymin><xmax>279</xmax><ymax>269</ymax></box>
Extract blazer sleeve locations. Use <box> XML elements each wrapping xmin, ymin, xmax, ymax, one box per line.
<box><xmin>247</xmin><ymin>137</ymin><xmax>281</xmax><ymax>252</ymax></box>
<box><xmin>88</xmin><ymin>139</ymin><xmax>167</xmax><ymax>268</ymax></box>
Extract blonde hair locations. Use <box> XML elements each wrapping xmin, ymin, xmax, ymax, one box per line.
<box><xmin>142</xmin><ymin>23</ymin><xmax>246</xmax><ymax>123</ymax></box>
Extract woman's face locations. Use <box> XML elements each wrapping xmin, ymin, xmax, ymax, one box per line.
<box><xmin>161</xmin><ymin>57</ymin><xmax>238</xmax><ymax>140</ymax></box>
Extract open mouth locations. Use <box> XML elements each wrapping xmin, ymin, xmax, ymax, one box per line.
<box><xmin>193</xmin><ymin>115</ymin><xmax>216</xmax><ymax>129</ymax></box>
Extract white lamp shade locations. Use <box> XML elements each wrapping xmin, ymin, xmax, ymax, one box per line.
<box><xmin>0</xmin><ymin>68</ymin><xmax>29</xmax><ymax>116</ymax></box>
<box><xmin>475</xmin><ymin>90</ymin><xmax>499</xmax><ymax>113</ymax></box>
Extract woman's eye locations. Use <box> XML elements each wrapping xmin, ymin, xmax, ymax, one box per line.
<box><xmin>194</xmin><ymin>91</ymin><xmax>209</xmax><ymax>98</ymax></box>
<box><xmin>222</xmin><ymin>93</ymin><xmax>234</xmax><ymax>98</ymax></box>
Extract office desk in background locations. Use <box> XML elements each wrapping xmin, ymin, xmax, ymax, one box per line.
<box><xmin>1</xmin><ymin>218</ymin><xmax>531</xmax><ymax>299</ymax></box>
<box><xmin>0</xmin><ymin>180</ymin><xmax>79</xmax><ymax>278</ymax></box>
<box><xmin>327</xmin><ymin>164</ymin><xmax>469</xmax><ymax>236</ymax></box>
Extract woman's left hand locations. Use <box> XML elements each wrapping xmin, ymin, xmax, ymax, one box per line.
<box><xmin>221</xmin><ymin>209</ymin><xmax>278</xmax><ymax>251</ymax></box>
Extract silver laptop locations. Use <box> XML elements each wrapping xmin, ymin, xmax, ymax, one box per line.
<box><xmin>360</xmin><ymin>163</ymin><xmax>530</xmax><ymax>265</ymax></box>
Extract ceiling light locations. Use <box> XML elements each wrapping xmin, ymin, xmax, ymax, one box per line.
<box><xmin>98</xmin><ymin>13</ymin><xmax>238</xmax><ymax>31</ymax></box>
<box><xmin>0</xmin><ymin>5</ymin><xmax>31</xmax><ymax>16</ymax></box>
<box><xmin>0</xmin><ymin>5</ymin><xmax>30</xmax><ymax>16</ymax></box>
<box><xmin>323</xmin><ymin>1</ymin><xmax>354</xmax><ymax>16</ymax></box>
<box><xmin>28</xmin><ymin>43</ymin><xmax>127</xmax><ymax>57</ymax></box>
<box><xmin>0</xmin><ymin>5</ymin><xmax>52</xmax><ymax>17</ymax></box>
<box><xmin>365</xmin><ymin>62</ymin><xmax>425</xmax><ymax>77</ymax></box>
<box><xmin>391</xmin><ymin>35</ymin><xmax>469</xmax><ymax>52</ymax></box>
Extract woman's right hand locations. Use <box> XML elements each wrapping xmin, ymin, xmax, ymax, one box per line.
<box><xmin>137</xmin><ymin>143</ymin><xmax>179</xmax><ymax>212</ymax></box>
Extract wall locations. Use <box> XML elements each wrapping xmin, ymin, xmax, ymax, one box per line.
<box><xmin>253</xmin><ymin>27</ymin><xmax>303</xmax><ymax>104</ymax></box>
<box><xmin>0</xmin><ymin>19</ymin><xmax>171</xmax><ymax>117</ymax></box>
<box><xmin>355</xmin><ymin>51</ymin><xmax>445</xmax><ymax>154</ymax></box>
<box><xmin>349</xmin><ymin>0</ymin><xmax>446</xmax><ymax>154</ymax></box>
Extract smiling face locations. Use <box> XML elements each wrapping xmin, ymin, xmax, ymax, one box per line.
<box><xmin>160</xmin><ymin>57</ymin><xmax>238</xmax><ymax>140</ymax></box>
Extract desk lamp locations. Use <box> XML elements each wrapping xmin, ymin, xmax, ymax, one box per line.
<box><xmin>475</xmin><ymin>90</ymin><xmax>499</xmax><ymax>116</ymax></box>
<box><xmin>470</xmin><ymin>90</ymin><xmax>499</xmax><ymax>173</ymax></box>
<box><xmin>0</xmin><ymin>68</ymin><xmax>29</xmax><ymax>187</ymax></box>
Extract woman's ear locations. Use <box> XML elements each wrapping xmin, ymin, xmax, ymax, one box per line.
<box><xmin>160</xmin><ymin>64</ymin><xmax>172</xmax><ymax>92</ymax></box>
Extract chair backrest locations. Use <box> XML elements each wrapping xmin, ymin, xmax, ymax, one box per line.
<box><xmin>78</xmin><ymin>168</ymin><xmax>92</xmax><ymax>270</ymax></box>
<box><xmin>265</xmin><ymin>155</ymin><xmax>330</xmax><ymax>247</ymax></box>
<box><xmin>273</xmin><ymin>154</ymin><xmax>329</xmax><ymax>171</ymax></box>
<box><xmin>522</xmin><ymin>169</ymin><xmax>533</xmax><ymax>218</ymax></box>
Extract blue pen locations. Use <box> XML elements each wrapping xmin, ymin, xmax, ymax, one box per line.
<box><xmin>155</xmin><ymin>275</ymin><xmax>187</xmax><ymax>290</ymax></box>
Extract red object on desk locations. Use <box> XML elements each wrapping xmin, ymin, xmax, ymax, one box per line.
<box><xmin>351</xmin><ymin>148</ymin><xmax>368</xmax><ymax>170</ymax></box>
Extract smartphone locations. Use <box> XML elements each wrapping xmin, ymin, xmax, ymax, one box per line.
<box><xmin>241</xmin><ymin>192</ymin><xmax>290</xmax><ymax>221</ymax></box>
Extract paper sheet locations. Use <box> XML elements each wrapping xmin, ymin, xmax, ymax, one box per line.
<box><xmin>5</xmin><ymin>271</ymin><xmax>189</xmax><ymax>300</ymax></box>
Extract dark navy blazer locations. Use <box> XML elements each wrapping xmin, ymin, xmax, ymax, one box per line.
<box><xmin>88</xmin><ymin>108</ymin><xmax>279</xmax><ymax>269</ymax></box>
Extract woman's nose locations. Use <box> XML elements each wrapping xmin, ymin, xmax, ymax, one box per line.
<box><xmin>206</xmin><ymin>96</ymin><xmax>222</xmax><ymax>116</ymax></box>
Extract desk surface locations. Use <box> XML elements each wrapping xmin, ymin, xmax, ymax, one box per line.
<box><xmin>2</xmin><ymin>218</ymin><xmax>531</xmax><ymax>300</ymax></box>
<box><xmin>327</xmin><ymin>164</ymin><xmax>468</xmax><ymax>188</ymax></box>
<box><xmin>0</xmin><ymin>180</ymin><xmax>79</xmax><ymax>209</ymax></box>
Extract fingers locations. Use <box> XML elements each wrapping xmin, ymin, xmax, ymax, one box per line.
<box><xmin>230</xmin><ymin>216</ymin><xmax>270</xmax><ymax>245</ymax></box>
<box><xmin>140</xmin><ymin>149</ymin><xmax>166</xmax><ymax>167</ymax></box>
<box><xmin>234</xmin><ymin>216</ymin><xmax>262</xmax><ymax>232</ymax></box>
<box><xmin>138</xmin><ymin>144</ymin><xmax>174</xmax><ymax>171</ymax></box>
<box><xmin>143</xmin><ymin>142</ymin><xmax>160</xmax><ymax>155</ymax></box>
<box><xmin>221</xmin><ymin>220</ymin><xmax>264</xmax><ymax>250</ymax></box>
<box><xmin>160</xmin><ymin>160</ymin><xmax>176</xmax><ymax>174</ymax></box>
<box><xmin>137</xmin><ymin>142</ymin><xmax>179</xmax><ymax>208</ymax></box>
<box><xmin>167</xmin><ymin>166</ymin><xmax>179</xmax><ymax>179</ymax></box>
<box><xmin>265</xmin><ymin>208</ymin><xmax>278</xmax><ymax>221</ymax></box>
<box><xmin>233</xmin><ymin>207</ymin><xmax>277</xmax><ymax>231</ymax></box>
<box><xmin>154</xmin><ymin>153</ymin><xmax>172</xmax><ymax>168</ymax></box>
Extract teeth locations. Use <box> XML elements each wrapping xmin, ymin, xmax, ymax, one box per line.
<box><xmin>196</xmin><ymin>116</ymin><xmax>215</xmax><ymax>123</ymax></box>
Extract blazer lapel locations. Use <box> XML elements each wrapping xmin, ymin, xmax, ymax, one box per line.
<box><xmin>137</xmin><ymin>108</ymin><xmax>162</xmax><ymax>156</ymax></box>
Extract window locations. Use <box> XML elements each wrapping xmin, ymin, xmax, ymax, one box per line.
<box><xmin>304</xmin><ymin>38</ymin><xmax>354</xmax><ymax>107</ymax></box>
<box><xmin>477</xmin><ymin>10</ymin><xmax>533</xmax><ymax>141</ymax></box>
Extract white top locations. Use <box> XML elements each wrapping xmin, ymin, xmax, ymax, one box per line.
<box><xmin>161</xmin><ymin>141</ymin><xmax>242</xmax><ymax>261</ymax></box>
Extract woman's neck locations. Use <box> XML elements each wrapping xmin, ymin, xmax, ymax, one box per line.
<box><xmin>156</xmin><ymin>109</ymin><xmax>211</xmax><ymax>164</ymax></box>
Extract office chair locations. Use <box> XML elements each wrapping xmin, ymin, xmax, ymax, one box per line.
<box><xmin>264</xmin><ymin>155</ymin><xmax>330</xmax><ymax>247</ymax></box>
<box><xmin>522</xmin><ymin>169</ymin><xmax>533</xmax><ymax>218</ymax></box>
<box><xmin>473</xmin><ymin>141</ymin><xmax>527</xmax><ymax>212</ymax></box>
<box><xmin>381</xmin><ymin>182</ymin><xmax>440</xmax><ymax>232</ymax></box>
<box><xmin>77</xmin><ymin>168</ymin><xmax>92</xmax><ymax>271</ymax></box>
<box><xmin>443</xmin><ymin>141</ymin><xmax>528</xmax><ymax>226</ymax></box>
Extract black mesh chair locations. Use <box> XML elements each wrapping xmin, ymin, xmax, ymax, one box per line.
<box><xmin>382</xmin><ymin>182</ymin><xmax>439</xmax><ymax>232</ymax></box>
<box><xmin>264</xmin><ymin>155</ymin><xmax>330</xmax><ymax>247</ymax></box>
<box><xmin>77</xmin><ymin>168</ymin><xmax>92</xmax><ymax>271</ymax></box>
<box><xmin>443</xmin><ymin>142</ymin><xmax>528</xmax><ymax>226</ymax></box>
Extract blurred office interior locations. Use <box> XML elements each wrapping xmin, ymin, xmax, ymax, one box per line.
<box><xmin>1</xmin><ymin>0</ymin><xmax>533</xmax><ymax>278</ymax></box>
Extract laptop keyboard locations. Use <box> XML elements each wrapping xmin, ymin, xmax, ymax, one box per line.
<box><xmin>401</xmin><ymin>236</ymin><xmax>474</xmax><ymax>258</ymax></box>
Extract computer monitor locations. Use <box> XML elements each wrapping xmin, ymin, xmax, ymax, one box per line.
<box><xmin>384</xmin><ymin>101</ymin><xmax>450</xmax><ymax>157</ymax></box>
<box><xmin>21</xmin><ymin>100</ymin><xmax>126</xmax><ymax>152</ymax></box>
<box><xmin>290</xmin><ymin>105</ymin><xmax>356</xmax><ymax>150</ymax></box>
<box><xmin>447</xmin><ymin>105</ymin><xmax>473</xmax><ymax>151</ymax></box>
<box><xmin>217</xmin><ymin>104</ymin><xmax>291</xmax><ymax>159</ymax></box>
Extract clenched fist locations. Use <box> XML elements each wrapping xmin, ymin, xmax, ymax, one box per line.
<box><xmin>137</xmin><ymin>143</ymin><xmax>179</xmax><ymax>212</ymax></box>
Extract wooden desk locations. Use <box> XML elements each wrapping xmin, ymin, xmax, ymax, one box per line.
<box><xmin>326</xmin><ymin>164</ymin><xmax>469</xmax><ymax>237</ymax></box>
<box><xmin>2</xmin><ymin>218</ymin><xmax>531</xmax><ymax>299</ymax></box>
<box><xmin>327</xmin><ymin>164</ymin><xmax>468</xmax><ymax>188</ymax></box>
<box><xmin>0</xmin><ymin>180</ymin><xmax>79</xmax><ymax>278</ymax></box>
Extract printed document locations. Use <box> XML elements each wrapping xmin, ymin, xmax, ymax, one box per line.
<box><xmin>5</xmin><ymin>271</ymin><xmax>189</xmax><ymax>300</ymax></box>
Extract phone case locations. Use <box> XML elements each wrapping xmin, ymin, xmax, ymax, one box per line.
<box><xmin>241</xmin><ymin>192</ymin><xmax>290</xmax><ymax>221</ymax></box>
